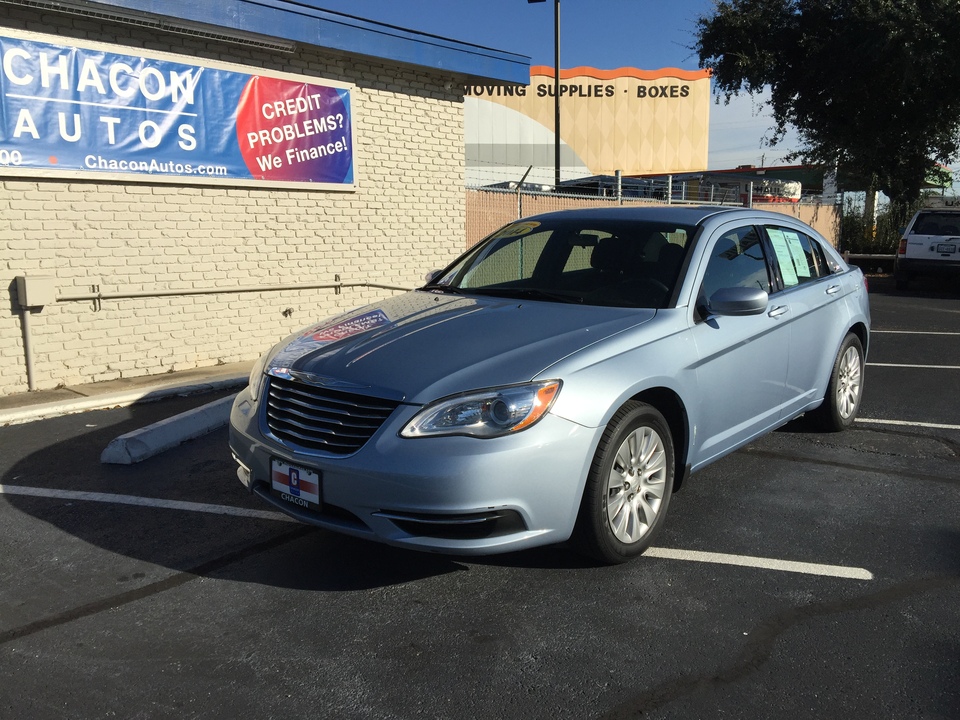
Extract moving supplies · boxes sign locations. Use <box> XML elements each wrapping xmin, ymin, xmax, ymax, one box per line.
<box><xmin>0</xmin><ymin>30</ymin><xmax>355</xmax><ymax>190</ymax></box>
<box><xmin>465</xmin><ymin>66</ymin><xmax>711</xmax><ymax>177</ymax></box>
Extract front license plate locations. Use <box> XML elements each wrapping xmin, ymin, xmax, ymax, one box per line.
<box><xmin>271</xmin><ymin>459</ymin><xmax>321</xmax><ymax>511</ymax></box>
<box><xmin>936</xmin><ymin>243</ymin><xmax>956</xmax><ymax>254</ymax></box>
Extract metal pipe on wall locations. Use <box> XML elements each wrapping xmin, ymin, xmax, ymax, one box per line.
<box><xmin>16</xmin><ymin>279</ymin><xmax>412</xmax><ymax>393</ymax></box>
<box><xmin>55</xmin><ymin>280</ymin><xmax>410</xmax><ymax>303</ymax></box>
<box><xmin>19</xmin><ymin>308</ymin><xmax>36</xmax><ymax>392</ymax></box>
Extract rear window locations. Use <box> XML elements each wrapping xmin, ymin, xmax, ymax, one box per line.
<box><xmin>910</xmin><ymin>212</ymin><xmax>960</xmax><ymax>236</ymax></box>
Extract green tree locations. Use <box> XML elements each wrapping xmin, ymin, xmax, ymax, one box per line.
<box><xmin>695</xmin><ymin>0</ymin><xmax>960</xmax><ymax>204</ymax></box>
<box><xmin>837</xmin><ymin>196</ymin><xmax>920</xmax><ymax>254</ymax></box>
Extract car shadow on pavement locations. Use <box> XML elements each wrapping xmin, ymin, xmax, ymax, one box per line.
<box><xmin>198</xmin><ymin>528</ymin><xmax>595</xmax><ymax>593</ymax></box>
<box><xmin>0</xmin><ymin>394</ymin><xmax>597</xmax><ymax>597</ymax></box>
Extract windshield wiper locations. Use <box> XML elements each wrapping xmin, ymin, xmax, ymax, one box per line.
<box><xmin>469</xmin><ymin>287</ymin><xmax>584</xmax><ymax>304</ymax></box>
<box><xmin>421</xmin><ymin>283</ymin><xmax>468</xmax><ymax>294</ymax></box>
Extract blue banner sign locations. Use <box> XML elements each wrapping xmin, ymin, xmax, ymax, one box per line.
<box><xmin>0</xmin><ymin>30</ymin><xmax>355</xmax><ymax>189</ymax></box>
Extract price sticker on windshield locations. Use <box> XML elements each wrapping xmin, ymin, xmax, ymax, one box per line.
<box><xmin>494</xmin><ymin>221</ymin><xmax>541</xmax><ymax>238</ymax></box>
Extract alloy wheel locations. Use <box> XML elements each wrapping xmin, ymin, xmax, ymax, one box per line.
<box><xmin>604</xmin><ymin>426</ymin><xmax>667</xmax><ymax>544</ymax></box>
<box><xmin>836</xmin><ymin>345</ymin><xmax>862</xmax><ymax>419</ymax></box>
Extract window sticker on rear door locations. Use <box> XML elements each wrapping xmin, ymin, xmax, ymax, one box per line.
<box><xmin>767</xmin><ymin>228</ymin><xmax>799</xmax><ymax>286</ymax></box>
<box><xmin>781</xmin><ymin>230</ymin><xmax>812</xmax><ymax>278</ymax></box>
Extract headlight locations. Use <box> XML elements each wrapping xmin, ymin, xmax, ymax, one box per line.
<box><xmin>401</xmin><ymin>381</ymin><xmax>561</xmax><ymax>439</ymax></box>
<box><xmin>247</xmin><ymin>351</ymin><xmax>269</xmax><ymax>402</ymax></box>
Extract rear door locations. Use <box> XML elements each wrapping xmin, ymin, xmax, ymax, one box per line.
<box><xmin>760</xmin><ymin>224</ymin><xmax>851</xmax><ymax>418</ymax></box>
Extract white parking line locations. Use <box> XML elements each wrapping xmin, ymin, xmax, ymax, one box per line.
<box><xmin>0</xmin><ymin>484</ymin><xmax>296</xmax><ymax>523</ymax></box>
<box><xmin>872</xmin><ymin>330</ymin><xmax>960</xmax><ymax>336</ymax></box>
<box><xmin>0</xmin><ymin>484</ymin><xmax>873</xmax><ymax>580</ymax></box>
<box><xmin>856</xmin><ymin>418</ymin><xmax>960</xmax><ymax>431</ymax></box>
<box><xmin>645</xmin><ymin>548</ymin><xmax>873</xmax><ymax>580</ymax></box>
<box><xmin>867</xmin><ymin>362</ymin><xmax>960</xmax><ymax>370</ymax></box>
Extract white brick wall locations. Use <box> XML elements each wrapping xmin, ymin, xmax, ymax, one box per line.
<box><xmin>0</xmin><ymin>9</ymin><xmax>466</xmax><ymax>395</ymax></box>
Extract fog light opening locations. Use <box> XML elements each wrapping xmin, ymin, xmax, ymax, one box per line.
<box><xmin>234</xmin><ymin>455</ymin><xmax>252</xmax><ymax>488</ymax></box>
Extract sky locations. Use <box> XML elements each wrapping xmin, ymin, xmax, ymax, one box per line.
<box><xmin>310</xmin><ymin>0</ymin><xmax>803</xmax><ymax>171</ymax></box>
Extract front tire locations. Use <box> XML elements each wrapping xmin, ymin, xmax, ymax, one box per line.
<box><xmin>809</xmin><ymin>333</ymin><xmax>864</xmax><ymax>431</ymax></box>
<box><xmin>575</xmin><ymin>402</ymin><xmax>674</xmax><ymax>564</ymax></box>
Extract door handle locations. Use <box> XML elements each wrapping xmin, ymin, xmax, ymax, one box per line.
<box><xmin>768</xmin><ymin>305</ymin><xmax>789</xmax><ymax>318</ymax></box>
<box><xmin>826</xmin><ymin>284</ymin><xmax>841</xmax><ymax>295</ymax></box>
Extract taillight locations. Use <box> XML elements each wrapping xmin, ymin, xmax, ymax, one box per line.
<box><xmin>897</xmin><ymin>238</ymin><xmax>908</xmax><ymax>256</ymax></box>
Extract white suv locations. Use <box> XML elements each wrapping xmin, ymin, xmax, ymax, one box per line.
<box><xmin>895</xmin><ymin>197</ymin><xmax>960</xmax><ymax>290</ymax></box>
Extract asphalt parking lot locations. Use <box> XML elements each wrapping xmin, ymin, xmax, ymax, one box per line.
<box><xmin>1</xmin><ymin>275</ymin><xmax>958</xmax><ymax>719</ymax></box>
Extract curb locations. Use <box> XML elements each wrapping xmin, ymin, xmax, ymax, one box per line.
<box><xmin>101</xmin><ymin>394</ymin><xmax>238</xmax><ymax>465</ymax></box>
<box><xmin>0</xmin><ymin>376</ymin><xmax>247</xmax><ymax>426</ymax></box>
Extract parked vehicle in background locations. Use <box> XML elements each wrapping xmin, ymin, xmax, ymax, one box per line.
<box><xmin>895</xmin><ymin>196</ymin><xmax>960</xmax><ymax>290</ymax></box>
<box><xmin>230</xmin><ymin>206</ymin><xmax>871</xmax><ymax>564</ymax></box>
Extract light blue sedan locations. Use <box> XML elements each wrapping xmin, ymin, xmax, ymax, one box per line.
<box><xmin>229</xmin><ymin>206</ymin><xmax>870</xmax><ymax>563</ymax></box>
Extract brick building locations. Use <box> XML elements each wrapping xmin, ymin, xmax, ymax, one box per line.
<box><xmin>0</xmin><ymin>0</ymin><xmax>527</xmax><ymax>395</ymax></box>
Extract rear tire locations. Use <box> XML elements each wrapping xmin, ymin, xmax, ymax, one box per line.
<box><xmin>575</xmin><ymin>402</ymin><xmax>674</xmax><ymax>564</ymax></box>
<box><xmin>809</xmin><ymin>333</ymin><xmax>864</xmax><ymax>432</ymax></box>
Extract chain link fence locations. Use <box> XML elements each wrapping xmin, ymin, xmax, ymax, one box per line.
<box><xmin>466</xmin><ymin>179</ymin><xmax>838</xmax><ymax>249</ymax></box>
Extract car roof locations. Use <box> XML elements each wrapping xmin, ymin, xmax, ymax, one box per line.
<box><xmin>520</xmin><ymin>205</ymin><xmax>785</xmax><ymax>226</ymax></box>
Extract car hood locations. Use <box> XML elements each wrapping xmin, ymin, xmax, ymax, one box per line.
<box><xmin>265</xmin><ymin>290</ymin><xmax>655</xmax><ymax>403</ymax></box>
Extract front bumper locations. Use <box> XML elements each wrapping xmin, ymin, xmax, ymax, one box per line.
<box><xmin>228</xmin><ymin>387</ymin><xmax>601</xmax><ymax>555</ymax></box>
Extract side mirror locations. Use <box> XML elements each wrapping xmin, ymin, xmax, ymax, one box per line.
<box><xmin>708</xmin><ymin>287</ymin><xmax>768</xmax><ymax>316</ymax></box>
<box><xmin>424</xmin><ymin>270</ymin><xmax>442</xmax><ymax>284</ymax></box>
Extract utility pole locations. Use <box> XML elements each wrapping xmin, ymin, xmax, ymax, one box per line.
<box><xmin>528</xmin><ymin>0</ymin><xmax>561</xmax><ymax>188</ymax></box>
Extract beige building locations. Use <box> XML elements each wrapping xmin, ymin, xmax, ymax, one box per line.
<box><xmin>466</xmin><ymin>66</ymin><xmax>712</xmax><ymax>187</ymax></box>
<box><xmin>0</xmin><ymin>1</ymin><xmax>527</xmax><ymax>396</ymax></box>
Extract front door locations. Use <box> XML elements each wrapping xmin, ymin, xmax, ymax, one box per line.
<box><xmin>689</xmin><ymin>224</ymin><xmax>791</xmax><ymax>468</ymax></box>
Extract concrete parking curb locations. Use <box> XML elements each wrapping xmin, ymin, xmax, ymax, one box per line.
<box><xmin>0</xmin><ymin>376</ymin><xmax>247</xmax><ymax>426</ymax></box>
<box><xmin>101</xmin><ymin>394</ymin><xmax>238</xmax><ymax>465</ymax></box>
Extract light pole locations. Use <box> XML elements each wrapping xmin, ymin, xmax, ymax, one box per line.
<box><xmin>528</xmin><ymin>0</ymin><xmax>561</xmax><ymax>189</ymax></box>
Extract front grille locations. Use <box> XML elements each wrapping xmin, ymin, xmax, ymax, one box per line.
<box><xmin>265</xmin><ymin>376</ymin><xmax>401</xmax><ymax>455</ymax></box>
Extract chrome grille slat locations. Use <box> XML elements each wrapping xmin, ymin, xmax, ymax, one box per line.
<box><xmin>268</xmin><ymin>425</ymin><xmax>365</xmax><ymax>451</ymax></box>
<box><xmin>269</xmin><ymin>412</ymin><xmax>377</xmax><ymax>437</ymax></box>
<box><xmin>268</xmin><ymin>389</ymin><xmax>395</xmax><ymax>420</ymax></box>
<box><xmin>267</xmin><ymin>395</ymin><xmax>386</xmax><ymax>424</ymax></box>
<box><xmin>265</xmin><ymin>376</ymin><xmax>400</xmax><ymax>454</ymax></box>
<box><xmin>273</xmin><ymin>378</ymin><xmax>392</xmax><ymax>410</ymax></box>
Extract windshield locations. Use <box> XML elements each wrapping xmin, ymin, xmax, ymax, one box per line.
<box><xmin>426</xmin><ymin>219</ymin><xmax>694</xmax><ymax>308</ymax></box>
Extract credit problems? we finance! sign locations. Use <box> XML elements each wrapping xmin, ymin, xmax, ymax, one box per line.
<box><xmin>0</xmin><ymin>29</ymin><xmax>356</xmax><ymax>190</ymax></box>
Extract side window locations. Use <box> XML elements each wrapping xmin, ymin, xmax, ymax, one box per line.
<box><xmin>700</xmin><ymin>226</ymin><xmax>771</xmax><ymax>301</ymax></box>
<box><xmin>765</xmin><ymin>226</ymin><xmax>828</xmax><ymax>288</ymax></box>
